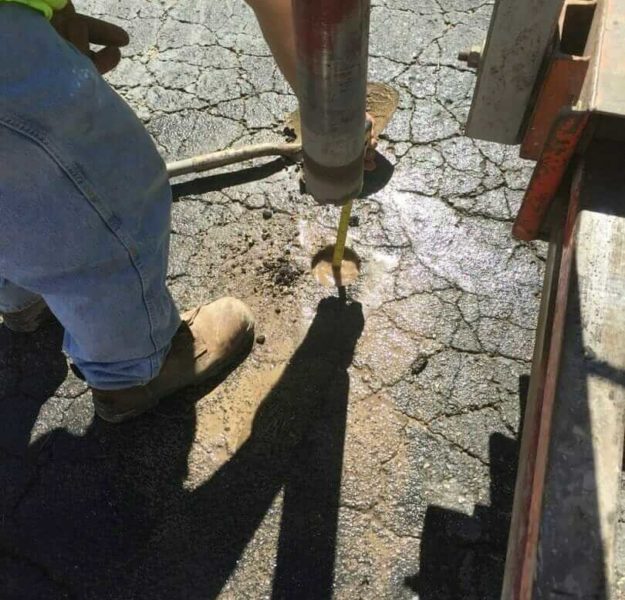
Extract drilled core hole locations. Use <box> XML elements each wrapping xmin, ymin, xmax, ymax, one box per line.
<box><xmin>311</xmin><ymin>245</ymin><xmax>361</xmax><ymax>288</ymax></box>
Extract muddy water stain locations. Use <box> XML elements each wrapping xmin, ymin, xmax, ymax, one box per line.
<box><xmin>311</xmin><ymin>245</ymin><xmax>361</xmax><ymax>287</ymax></box>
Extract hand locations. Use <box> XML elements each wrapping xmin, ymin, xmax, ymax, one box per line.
<box><xmin>51</xmin><ymin>2</ymin><xmax>129</xmax><ymax>74</ymax></box>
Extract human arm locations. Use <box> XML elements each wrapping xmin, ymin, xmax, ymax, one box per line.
<box><xmin>244</xmin><ymin>0</ymin><xmax>297</xmax><ymax>92</ymax></box>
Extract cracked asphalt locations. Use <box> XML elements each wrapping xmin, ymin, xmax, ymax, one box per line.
<box><xmin>0</xmin><ymin>1</ymin><xmax>561</xmax><ymax>599</ymax></box>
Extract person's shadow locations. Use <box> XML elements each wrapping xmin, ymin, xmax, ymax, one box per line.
<box><xmin>0</xmin><ymin>297</ymin><xmax>364</xmax><ymax>600</ymax></box>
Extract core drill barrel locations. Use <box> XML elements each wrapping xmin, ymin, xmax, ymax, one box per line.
<box><xmin>293</xmin><ymin>0</ymin><xmax>370</xmax><ymax>204</ymax></box>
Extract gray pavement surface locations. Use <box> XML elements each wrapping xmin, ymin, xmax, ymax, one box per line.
<box><xmin>0</xmin><ymin>1</ymin><xmax>557</xmax><ymax>598</ymax></box>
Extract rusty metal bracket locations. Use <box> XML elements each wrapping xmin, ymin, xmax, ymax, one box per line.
<box><xmin>520</xmin><ymin>56</ymin><xmax>589</xmax><ymax>161</ymax></box>
<box><xmin>513</xmin><ymin>110</ymin><xmax>589</xmax><ymax>241</ymax></box>
<box><xmin>520</xmin><ymin>0</ymin><xmax>595</xmax><ymax>160</ymax></box>
<box><xmin>512</xmin><ymin>0</ymin><xmax>625</xmax><ymax>241</ymax></box>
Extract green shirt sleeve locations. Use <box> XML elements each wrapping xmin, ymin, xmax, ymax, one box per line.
<box><xmin>0</xmin><ymin>0</ymin><xmax>68</xmax><ymax>20</ymax></box>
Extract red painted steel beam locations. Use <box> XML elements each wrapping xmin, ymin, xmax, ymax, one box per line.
<box><xmin>503</xmin><ymin>161</ymin><xmax>583</xmax><ymax>599</ymax></box>
<box><xmin>521</xmin><ymin>55</ymin><xmax>589</xmax><ymax>161</ymax></box>
<box><xmin>513</xmin><ymin>110</ymin><xmax>589</xmax><ymax>242</ymax></box>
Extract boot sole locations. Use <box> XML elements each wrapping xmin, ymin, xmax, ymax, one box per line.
<box><xmin>94</xmin><ymin>327</ymin><xmax>255</xmax><ymax>424</ymax></box>
<box><xmin>2</xmin><ymin>302</ymin><xmax>55</xmax><ymax>333</ymax></box>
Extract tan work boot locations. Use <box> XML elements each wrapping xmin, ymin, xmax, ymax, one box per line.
<box><xmin>2</xmin><ymin>297</ymin><xmax>54</xmax><ymax>333</ymax></box>
<box><xmin>92</xmin><ymin>297</ymin><xmax>255</xmax><ymax>423</ymax></box>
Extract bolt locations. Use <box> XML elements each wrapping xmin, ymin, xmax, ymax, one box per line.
<box><xmin>458</xmin><ymin>43</ymin><xmax>483</xmax><ymax>69</ymax></box>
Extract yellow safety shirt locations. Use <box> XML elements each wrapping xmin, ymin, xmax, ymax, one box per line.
<box><xmin>0</xmin><ymin>0</ymin><xmax>67</xmax><ymax>20</ymax></box>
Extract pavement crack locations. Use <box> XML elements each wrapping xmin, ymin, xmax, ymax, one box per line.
<box><xmin>398</xmin><ymin>409</ymin><xmax>490</xmax><ymax>467</ymax></box>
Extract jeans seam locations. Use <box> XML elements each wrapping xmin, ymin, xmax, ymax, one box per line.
<box><xmin>0</xmin><ymin>114</ymin><xmax>160</xmax><ymax>356</ymax></box>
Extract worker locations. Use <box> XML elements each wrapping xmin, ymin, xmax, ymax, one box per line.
<box><xmin>0</xmin><ymin>0</ymin><xmax>370</xmax><ymax>423</ymax></box>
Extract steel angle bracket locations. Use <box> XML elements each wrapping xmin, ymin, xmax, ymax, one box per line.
<box><xmin>512</xmin><ymin>0</ymin><xmax>625</xmax><ymax>242</ymax></box>
<box><xmin>513</xmin><ymin>109</ymin><xmax>589</xmax><ymax>241</ymax></box>
<box><xmin>465</xmin><ymin>0</ymin><xmax>565</xmax><ymax>145</ymax></box>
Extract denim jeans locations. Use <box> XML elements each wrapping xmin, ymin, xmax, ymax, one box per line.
<box><xmin>0</xmin><ymin>4</ymin><xmax>181</xmax><ymax>388</ymax></box>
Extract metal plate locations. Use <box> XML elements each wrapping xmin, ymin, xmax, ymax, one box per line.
<box><xmin>534</xmin><ymin>140</ymin><xmax>625</xmax><ymax>598</ymax></box>
<box><xmin>465</xmin><ymin>0</ymin><xmax>565</xmax><ymax>144</ymax></box>
<box><xmin>578</xmin><ymin>0</ymin><xmax>625</xmax><ymax>118</ymax></box>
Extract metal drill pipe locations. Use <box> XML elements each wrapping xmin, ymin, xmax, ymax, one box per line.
<box><xmin>293</xmin><ymin>0</ymin><xmax>370</xmax><ymax>204</ymax></box>
<box><xmin>166</xmin><ymin>142</ymin><xmax>301</xmax><ymax>177</ymax></box>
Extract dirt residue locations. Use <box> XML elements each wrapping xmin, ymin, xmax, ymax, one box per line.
<box><xmin>256</xmin><ymin>255</ymin><xmax>303</xmax><ymax>293</ymax></box>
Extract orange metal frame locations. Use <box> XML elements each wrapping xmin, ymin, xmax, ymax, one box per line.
<box><xmin>510</xmin><ymin>0</ymin><xmax>594</xmax><ymax>242</ymax></box>
<box><xmin>513</xmin><ymin>110</ymin><xmax>589</xmax><ymax>241</ymax></box>
<box><xmin>503</xmin><ymin>162</ymin><xmax>582</xmax><ymax>598</ymax></box>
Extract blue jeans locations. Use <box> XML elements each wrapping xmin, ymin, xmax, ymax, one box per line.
<box><xmin>0</xmin><ymin>5</ymin><xmax>181</xmax><ymax>389</ymax></box>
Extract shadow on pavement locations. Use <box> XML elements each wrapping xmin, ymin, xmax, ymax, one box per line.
<box><xmin>298</xmin><ymin>151</ymin><xmax>395</xmax><ymax>199</ymax></box>
<box><xmin>409</xmin><ymin>252</ymin><xmax>616</xmax><ymax>598</ymax></box>
<box><xmin>404</xmin><ymin>376</ymin><xmax>529</xmax><ymax>600</ymax></box>
<box><xmin>0</xmin><ymin>297</ymin><xmax>364</xmax><ymax>600</ymax></box>
<box><xmin>361</xmin><ymin>152</ymin><xmax>395</xmax><ymax>198</ymax></box>
<box><xmin>170</xmin><ymin>158</ymin><xmax>289</xmax><ymax>200</ymax></box>
<box><xmin>0</xmin><ymin>321</ymin><xmax>68</xmax><ymax>460</ymax></box>
<box><xmin>170</xmin><ymin>149</ymin><xmax>394</xmax><ymax>203</ymax></box>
